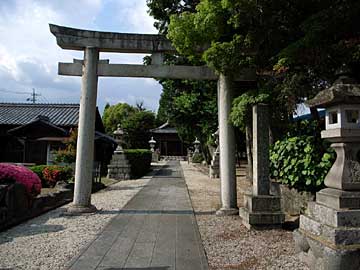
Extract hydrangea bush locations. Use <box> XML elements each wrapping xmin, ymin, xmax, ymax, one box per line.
<box><xmin>0</xmin><ymin>163</ymin><xmax>42</xmax><ymax>197</ymax></box>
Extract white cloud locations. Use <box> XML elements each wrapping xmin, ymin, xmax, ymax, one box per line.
<box><xmin>0</xmin><ymin>0</ymin><xmax>162</xmax><ymax>112</ymax></box>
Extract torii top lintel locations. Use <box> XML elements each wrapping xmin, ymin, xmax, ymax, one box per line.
<box><xmin>49</xmin><ymin>24</ymin><xmax>180</xmax><ymax>54</ymax></box>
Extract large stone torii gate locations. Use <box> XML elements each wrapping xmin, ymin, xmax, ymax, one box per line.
<box><xmin>50</xmin><ymin>24</ymin><xmax>255</xmax><ymax>215</ymax></box>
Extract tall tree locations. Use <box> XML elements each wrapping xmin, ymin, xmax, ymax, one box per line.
<box><xmin>102</xmin><ymin>103</ymin><xmax>136</xmax><ymax>134</ymax></box>
<box><xmin>147</xmin><ymin>0</ymin><xmax>219</xmax><ymax>162</ymax></box>
<box><xmin>167</xmin><ymin>0</ymin><xmax>360</xmax><ymax>110</ymax></box>
<box><xmin>102</xmin><ymin>103</ymin><xmax>156</xmax><ymax>149</ymax></box>
<box><xmin>163</xmin><ymin>0</ymin><xmax>360</xmax><ymax>173</ymax></box>
<box><xmin>122</xmin><ymin>110</ymin><xmax>157</xmax><ymax>149</ymax></box>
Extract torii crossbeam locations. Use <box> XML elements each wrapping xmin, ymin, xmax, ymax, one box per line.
<box><xmin>50</xmin><ymin>24</ymin><xmax>255</xmax><ymax>215</ymax></box>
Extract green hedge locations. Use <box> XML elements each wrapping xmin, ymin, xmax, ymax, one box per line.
<box><xmin>29</xmin><ymin>165</ymin><xmax>73</xmax><ymax>188</ymax></box>
<box><xmin>124</xmin><ymin>149</ymin><xmax>152</xmax><ymax>178</ymax></box>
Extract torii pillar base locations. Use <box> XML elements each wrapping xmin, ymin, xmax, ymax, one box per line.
<box><xmin>66</xmin><ymin>204</ymin><xmax>98</xmax><ymax>215</ymax></box>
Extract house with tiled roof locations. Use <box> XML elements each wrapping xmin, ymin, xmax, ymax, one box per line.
<box><xmin>0</xmin><ymin>103</ymin><xmax>116</xmax><ymax>166</ymax></box>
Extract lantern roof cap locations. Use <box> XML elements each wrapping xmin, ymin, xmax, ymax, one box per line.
<box><xmin>113</xmin><ymin>125</ymin><xmax>124</xmax><ymax>135</ymax></box>
<box><xmin>193</xmin><ymin>137</ymin><xmax>200</xmax><ymax>144</ymax></box>
<box><xmin>306</xmin><ymin>67</ymin><xmax>360</xmax><ymax>108</ymax></box>
<box><xmin>149</xmin><ymin>136</ymin><xmax>156</xmax><ymax>144</ymax></box>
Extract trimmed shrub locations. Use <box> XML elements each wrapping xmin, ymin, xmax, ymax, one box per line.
<box><xmin>0</xmin><ymin>163</ymin><xmax>41</xmax><ymax>197</ymax></box>
<box><xmin>124</xmin><ymin>149</ymin><xmax>152</xmax><ymax>178</ymax></box>
<box><xmin>28</xmin><ymin>165</ymin><xmax>47</xmax><ymax>183</ymax></box>
<box><xmin>29</xmin><ymin>165</ymin><xmax>73</xmax><ymax>188</ymax></box>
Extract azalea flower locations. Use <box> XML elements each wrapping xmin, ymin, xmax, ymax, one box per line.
<box><xmin>0</xmin><ymin>163</ymin><xmax>42</xmax><ymax>197</ymax></box>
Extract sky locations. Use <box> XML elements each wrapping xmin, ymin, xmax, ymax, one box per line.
<box><xmin>0</xmin><ymin>0</ymin><xmax>162</xmax><ymax>114</ymax></box>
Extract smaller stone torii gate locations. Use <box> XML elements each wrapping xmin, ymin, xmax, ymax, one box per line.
<box><xmin>49</xmin><ymin>24</ymin><xmax>255</xmax><ymax>214</ymax></box>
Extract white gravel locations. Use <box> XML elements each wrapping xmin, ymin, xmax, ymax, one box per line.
<box><xmin>181</xmin><ymin>161</ymin><xmax>309</xmax><ymax>270</ymax></box>
<box><xmin>0</xmin><ymin>177</ymin><xmax>150</xmax><ymax>270</ymax></box>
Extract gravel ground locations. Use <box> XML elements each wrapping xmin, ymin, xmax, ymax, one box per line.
<box><xmin>181</xmin><ymin>161</ymin><xmax>309</xmax><ymax>270</ymax></box>
<box><xmin>0</xmin><ymin>175</ymin><xmax>153</xmax><ymax>270</ymax></box>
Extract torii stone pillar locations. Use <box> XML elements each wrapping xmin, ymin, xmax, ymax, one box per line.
<box><xmin>216</xmin><ymin>74</ymin><xmax>238</xmax><ymax>216</ymax></box>
<box><xmin>49</xmin><ymin>24</ymin><xmax>255</xmax><ymax>214</ymax></box>
<box><xmin>68</xmin><ymin>47</ymin><xmax>99</xmax><ymax>213</ymax></box>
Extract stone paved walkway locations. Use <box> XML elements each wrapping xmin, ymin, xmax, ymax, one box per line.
<box><xmin>67</xmin><ymin>161</ymin><xmax>208</xmax><ymax>270</ymax></box>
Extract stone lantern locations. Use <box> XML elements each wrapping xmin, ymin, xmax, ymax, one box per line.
<box><xmin>148</xmin><ymin>137</ymin><xmax>156</xmax><ymax>152</ymax></box>
<box><xmin>213</xmin><ymin>129</ymin><xmax>220</xmax><ymax>154</ymax></box>
<box><xmin>294</xmin><ymin>67</ymin><xmax>360</xmax><ymax>269</ymax></box>
<box><xmin>210</xmin><ymin>129</ymin><xmax>220</xmax><ymax>178</ymax></box>
<box><xmin>107</xmin><ymin>124</ymin><xmax>131</xmax><ymax>180</ymax></box>
<box><xmin>149</xmin><ymin>136</ymin><xmax>159</xmax><ymax>162</ymax></box>
<box><xmin>113</xmin><ymin>124</ymin><xmax>125</xmax><ymax>153</ymax></box>
<box><xmin>193</xmin><ymin>137</ymin><xmax>200</xmax><ymax>153</ymax></box>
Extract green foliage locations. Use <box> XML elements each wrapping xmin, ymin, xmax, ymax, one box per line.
<box><xmin>122</xmin><ymin>110</ymin><xmax>157</xmax><ymax>149</ymax></box>
<box><xmin>146</xmin><ymin>0</ymin><xmax>199</xmax><ymax>34</ymax></box>
<box><xmin>102</xmin><ymin>103</ymin><xmax>156</xmax><ymax>149</ymax></box>
<box><xmin>269</xmin><ymin>120</ymin><xmax>335</xmax><ymax>191</ymax></box>
<box><xmin>102</xmin><ymin>103</ymin><xmax>136</xmax><ymax>134</ymax></box>
<box><xmin>230</xmin><ymin>91</ymin><xmax>270</xmax><ymax>132</ymax></box>
<box><xmin>29</xmin><ymin>165</ymin><xmax>73</xmax><ymax>188</ymax></box>
<box><xmin>124</xmin><ymin>149</ymin><xmax>152</xmax><ymax>178</ymax></box>
<box><xmin>29</xmin><ymin>165</ymin><xmax>47</xmax><ymax>182</ymax></box>
<box><xmin>54</xmin><ymin>129</ymin><xmax>77</xmax><ymax>164</ymax></box>
<box><xmin>191</xmin><ymin>152</ymin><xmax>204</xmax><ymax>163</ymax></box>
<box><xmin>165</xmin><ymin>0</ymin><xmax>360</xmax><ymax>116</ymax></box>
<box><xmin>157</xmin><ymin>79</ymin><xmax>218</xmax><ymax>150</ymax></box>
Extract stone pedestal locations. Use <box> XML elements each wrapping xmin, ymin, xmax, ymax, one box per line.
<box><xmin>239</xmin><ymin>104</ymin><xmax>284</xmax><ymax>228</ymax></box>
<box><xmin>295</xmin><ymin>194</ymin><xmax>360</xmax><ymax>270</ymax></box>
<box><xmin>240</xmin><ymin>194</ymin><xmax>284</xmax><ymax>229</ymax></box>
<box><xmin>107</xmin><ymin>152</ymin><xmax>131</xmax><ymax>180</ymax></box>
<box><xmin>151</xmin><ymin>152</ymin><xmax>159</xmax><ymax>162</ymax></box>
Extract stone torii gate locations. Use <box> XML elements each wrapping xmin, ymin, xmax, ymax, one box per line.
<box><xmin>49</xmin><ymin>24</ymin><xmax>255</xmax><ymax>214</ymax></box>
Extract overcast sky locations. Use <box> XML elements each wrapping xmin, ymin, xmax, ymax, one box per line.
<box><xmin>0</xmin><ymin>0</ymin><xmax>162</xmax><ymax>114</ymax></box>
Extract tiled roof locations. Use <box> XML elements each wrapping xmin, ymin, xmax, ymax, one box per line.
<box><xmin>151</xmin><ymin>121</ymin><xmax>178</xmax><ymax>134</ymax></box>
<box><xmin>0</xmin><ymin>103</ymin><xmax>79</xmax><ymax>126</ymax></box>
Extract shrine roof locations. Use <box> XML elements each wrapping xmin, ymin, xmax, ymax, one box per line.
<box><xmin>151</xmin><ymin>121</ymin><xmax>178</xmax><ymax>134</ymax></box>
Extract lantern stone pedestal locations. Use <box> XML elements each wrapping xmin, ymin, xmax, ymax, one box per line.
<box><xmin>294</xmin><ymin>71</ymin><xmax>360</xmax><ymax>270</ymax></box>
<box><xmin>107</xmin><ymin>153</ymin><xmax>131</xmax><ymax>180</ymax></box>
<box><xmin>107</xmin><ymin>126</ymin><xmax>131</xmax><ymax>180</ymax></box>
<box><xmin>240</xmin><ymin>104</ymin><xmax>284</xmax><ymax>228</ymax></box>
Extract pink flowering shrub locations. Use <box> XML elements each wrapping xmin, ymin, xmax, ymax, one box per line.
<box><xmin>0</xmin><ymin>163</ymin><xmax>42</xmax><ymax>198</ymax></box>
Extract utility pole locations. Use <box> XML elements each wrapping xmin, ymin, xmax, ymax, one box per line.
<box><xmin>27</xmin><ymin>88</ymin><xmax>41</xmax><ymax>103</ymax></box>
